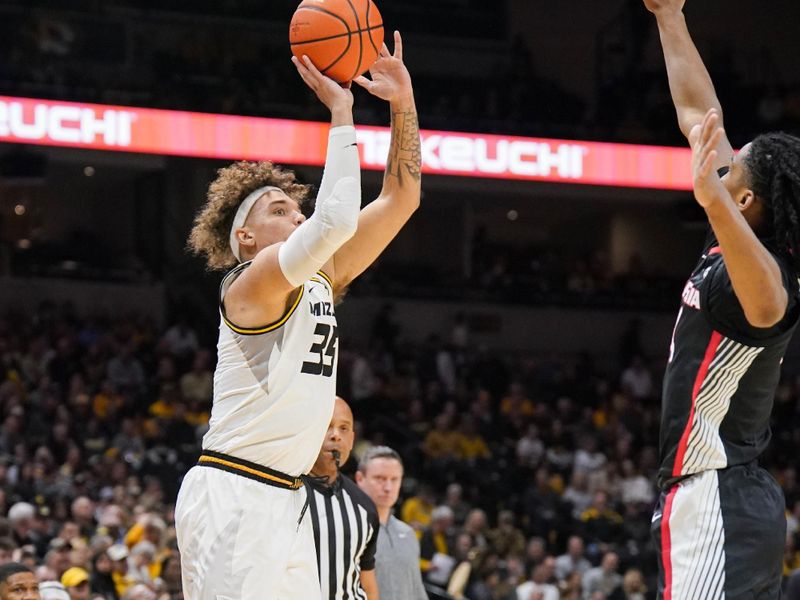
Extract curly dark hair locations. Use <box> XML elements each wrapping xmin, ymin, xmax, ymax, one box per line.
<box><xmin>744</xmin><ymin>132</ymin><xmax>800</xmax><ymax>270</ymax></box>
<box><xmin>188</xmin><ymin>161</ymin><xmax>313</xmax><ymax>270</ymax></box>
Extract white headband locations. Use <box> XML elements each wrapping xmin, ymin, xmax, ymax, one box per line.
<box><xmin>229</xmin><ymin>186</ymin><xmax>282</xmax><ymax>262</ymax></box>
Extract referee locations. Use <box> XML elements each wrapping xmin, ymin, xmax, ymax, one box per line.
<box><xmin>305</xmin><ymin>397</ymin><xmax>380</xmax><ymax>600</ymax></box>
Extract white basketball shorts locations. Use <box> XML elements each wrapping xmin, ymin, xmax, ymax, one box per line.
<box><xmin>175</xmin><ymin>463</ymin><xmax>320</xmax><ymax>600</ymax></box>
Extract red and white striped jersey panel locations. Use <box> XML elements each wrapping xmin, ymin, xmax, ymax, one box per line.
<box><xmin>660</xmin><ymin>469</ymin><xmax>726</xmax><ymax>600</ymax></box>
<box><xmin>673</xmin><ymin>334</ymin><xmax>764</xmax><ymax>478</ymax></box>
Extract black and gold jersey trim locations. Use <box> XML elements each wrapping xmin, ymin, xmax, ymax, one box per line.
<box><xmin>311</xmin><ymin>270</ymin><xmax>334</xmax><ymax>297</ymax></box>
<box><xmin>222</xmin><ymin>286</ymin><xmax>304</xmax><ymax>335</ymax></box>
<box><xmin>218</xmin><ymin>261</ymin><xmax>251</xmax><ymax>303</ymax></box>
<box><xmin>316</xmin><ymin>269</ymin><xmax>334</xmax><ymax>289</ymax></box>
<box><xmin>198</xmin><ymin>450</ymin><xmax>303</xmax><ymax>490</ymax></box>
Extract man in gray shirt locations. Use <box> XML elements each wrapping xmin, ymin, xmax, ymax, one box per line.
<box><xmin>554</xmin><ymin>535</ymin><xmax>591</xmax><ymax>581</ymax></box>
<box><xmin>356</xmin><ymin>446</ymin><xmax>428</xmax><ymax>600</ymax></box>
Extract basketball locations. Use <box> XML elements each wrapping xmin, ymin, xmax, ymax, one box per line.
<box><xmin>289</xmin><ymin>0</ymin><xmax>384</xmax><ymax>84</ymax></box>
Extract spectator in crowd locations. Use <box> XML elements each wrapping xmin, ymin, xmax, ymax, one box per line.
<box><xmin>523</xmin><ymin>537</ymin><xmax>548</xmax><ymax>575</ymax></box>
<box><xmin>88</xmin><ymin>551</ymin><xmax>116</xmax><ymax>600</ymax></box>
<box><xmin>582</xmin><ymin>552</ymin><xmax>622</xmax><ymax>599</ymax></box>
<box><xmin>60</xmin><ymin>567</ymin><xmax>89</xmax><ymax>600</ymax></box>
<box><xmin>462</xmin><ymin>510</ymin><xmax>489</xmax><ymax>551</ymax></box>
<box><xmin>516</xmin><ymin>562</ymin><xmax>559</xmax><ymax>600</ymax></box>
<box><xmin>455</xmin><ymin>416</ymin><xmax>491</xmax><ymax>464</ymax></box>
<box><xmin>350</xmin><ymin>353</ymin><xmax>379</xmax><ymax>403</ymax></box>
<box><xmin>33</xmin><ymin>566</ymin><xmax>55</xmax><ymax>584</ymax></box>
<box><xmin>38</xmin><ymin>581</ymin><xmax>69</xmax><ymax>600</ymax></box>
<box><xmin>106</xmin><ymin>546</ymin><xmax>132</xmax><ymax>598</ymax></box>
<box><xmin>119</xmin><ymin>584</ymin><xmax>155</xmax><ymax>600</ymax></box>
<box><xmin>92</xmin><ymin>382</ymin><xmax>124</xmax><ymax>425</ymax></box>
<box><xmin>619</xmin><ymin>356</ymin><xmax>652</xmax><ymax>400</ymax></box>
<box><xmin>436</xmin><ymin>345</ymin><xmax>457</xmax><ymax>396</ymax></box>
<box><xmin>420</xmin><ymin>506</ymin><xmax>454</xmax><ymax>582</ymax></box>
<box><xmin>443</xmin><ymin>484</ymin><xmax>470</xmax><ymax>526</ymax></box>
<box><xmin>68</xmin><ymin>500</ymin><xmax>94</xmax><ymax>543</ymax></box>
<box><xmin>487</xmin><ymin>511</ymin><xmax>525</xmax><ymax>559</ymax></box>
<box><xmin>106</xmin><ymin>345</ymin><xmax>145</xmax><ymax>398</ymax></box>
<box><xmin>8</xmin><ymin>505</ymin><xmax>39</xmax><ymax>553</ymax></box>
<box><xmin>522</xmin><ymin>468</ymin><xmax>563</xmax><ymax>541</ymax></box>
<box><xmin>499</xmin><ymin>383</ymin><xmax>535</xmax><ymax>421</ymax></box>
<box><xmin>401</xmin><ymin>484</ymin><xmax>436</xmax><ymax>535</ymax></box>
<box><xmin>579</xmin><ymin>491</ymin><xmax>624</xmax><ymax>554</ymax></box>
<box><xmin>0</xmin><ymin>540</ymin><xmax>16</xmax><ymax>566</ymax></box>
<box><xmin>619</xmin><ymin>460</ymin><xmax>654</xmax><ymax>506</ymax></box>
<box><xmin>573</xmin><ymin>436</ymin><xmax>607</xmax><ymax>478</ymax></box>
<box><xmin>177</xmin><ymin>352</ymin><xmax>211</xmax><ymax>405</ymax></box>
<box><xmin>554</xmin><ymin>535</ymin><xmax>592</xmax><ymax>582</ymax></box>
<box><xmin>563</xmin><ymin>472</ymin><xmax>593</xmax><ymax>519</ymax></box>
<box><xmin>156</xmin><ymin>554</ymin><xmax>180</xmax><ymax>599</ymax></box>
<box><xmin>516</xmin><ymin>424</ymin><xmax>545</xmax><ymax>469</ymax></box>
<box><xmin>422</xmin><ymin>415</ymin><xmax>460</xmax><ymax>471</ymax></box>
<box><xmin>621</xmin><ymin>568</ymin><xmax>647</xmax><ymax>600</ymax></box>
<box><xmin>356</xmin><ymin>447</ymin><xmax>427</xmax><ymax>600</ymax></box>
<box><xmin>159</xmin><ymin>318</ymin><xmax>198</xmax><ymax>370</ymax></box>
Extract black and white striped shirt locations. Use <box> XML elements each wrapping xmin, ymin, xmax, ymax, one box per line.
<box><xmin>305</xmin><ymin>474</ymin><xmax>380</xmax><ymax>600</ymax></box>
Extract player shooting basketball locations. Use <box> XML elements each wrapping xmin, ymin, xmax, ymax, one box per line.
<box><xmin>175</xmin><ymin>30</ymin><xmax>420</xmax><ymax>600</ymax></box>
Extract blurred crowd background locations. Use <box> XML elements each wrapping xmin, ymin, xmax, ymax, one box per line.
<box><xmin>0</xmin><ymin>303</ymin><xmax>798</xmax><ymax>599</ymax></box>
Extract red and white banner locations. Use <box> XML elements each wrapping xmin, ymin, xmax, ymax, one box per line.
<box><xmin>0</xmin><ymin>95</ymin><xmax>693</xmax><ymax>190</ymax></box>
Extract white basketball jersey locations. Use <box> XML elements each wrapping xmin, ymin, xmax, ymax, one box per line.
<box><xmin>202</xmin><ymin>263</ymin><xmax>338</xmax><ymax>477</ymax></box>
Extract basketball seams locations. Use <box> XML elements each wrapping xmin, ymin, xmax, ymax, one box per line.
<box><xmin>289</xmin><ymin>24</ymin><xmax>383</xmax><ymax>47</ymax></box>
<box><xmin>290</xmin><ymin>37</ymin><xmax>351</xmax><ymax>75</ymax></box>
<box><xmin>321</xmin><ymin>36</ymin><xmax>353</xmax><ymax>76</ymax></box>
<box><xmin>343</xmin><ymin>0</ymin><xmax>364</xmax><ymax>82</ymax></box>
<box><xmin>290</xmin><ymin>0</ymin><xmax>382</xmax><ymax>83</ymax></box>
<box><xmin>343</xmin><ymin>0</ymin><xmax>362</xmax><ymax>30</ymax></box>
<box><xmin>291</xmin><ymin>5</ymin><xmax>352</xmax><ymax>76</ymax></box>
<box><xmin>364</xmin><ymin>0</ymin><xmax>380</xmax><ymax>57</ymax></box>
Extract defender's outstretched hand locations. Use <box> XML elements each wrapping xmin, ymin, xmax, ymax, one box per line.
<box><xmin>353</xmin><ymin>31</ymin><xmax>413</xmax><ymax>104</ymax></box>
<box><xmin>643</xmin><ymin>0</ymin><xmax>686</xmax><ymax>14</ymax></box>
<box><xmin>689</xmin><ymin>109</ymin><xmax>727</xmax><ymax>208</ymax></box>
<box><xmin>292</xmin><ymin>55</ymin><xmax>354</xmax><ymax>113</ymax></box>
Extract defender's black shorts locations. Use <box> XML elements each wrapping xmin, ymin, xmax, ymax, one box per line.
<box><xmin>651</xmin><ymin>463</ymin><xmax>785</xmax><ymax>599</ymax></box>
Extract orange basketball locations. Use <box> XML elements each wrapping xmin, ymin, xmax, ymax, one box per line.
<box><xmin>290</xmin><ymin>0</ymin><xmax>384</xmax><ymax>84</ymax></box>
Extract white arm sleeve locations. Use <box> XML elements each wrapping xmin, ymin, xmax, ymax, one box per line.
<box><xmin>278</xmin><ymin>126</ymin><xmax>361</xmax><ymax>287</ymax></box>
<box><xmin>278</xmin><ymin>175</ymin><xmax>361</xmax><ymax>287</ymax></box>
<box><xmin>316</xmin><ymin>125</ymin><xmax>360</xmax><ymax>203</ymax></box>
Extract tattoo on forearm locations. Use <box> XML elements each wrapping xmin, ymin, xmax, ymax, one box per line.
<box><xmin>385</xmin><ymin>111</ymin><xmax>421</xmax><ymax>184</ymax></box>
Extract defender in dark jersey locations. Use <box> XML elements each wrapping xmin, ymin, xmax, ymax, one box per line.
<box><xmin>644</xmin><ymin>0</ymin><xmax>800</xmax><ymax>598</ymax></box>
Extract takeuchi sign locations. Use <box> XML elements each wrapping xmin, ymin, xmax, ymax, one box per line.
<box><xmin>0</xmin><ymin>96</ymin><xmax>693</xmax><ymax>190</ymax></box>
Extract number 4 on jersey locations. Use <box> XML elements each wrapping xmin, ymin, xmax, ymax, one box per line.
<box><xmin>301</xmin><ymin>323</ymin><xmax>338</xmax><ymax>376</ymax></box>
